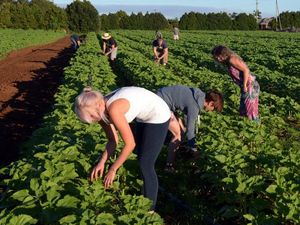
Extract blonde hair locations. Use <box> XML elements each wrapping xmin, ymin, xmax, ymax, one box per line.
<box><xmin>74</xmin><ymin>86</ymin><xmax>109</xmax><ymax>124</ymax></box>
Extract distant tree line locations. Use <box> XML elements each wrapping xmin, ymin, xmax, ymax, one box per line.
<box><xmin>270</xmin><ymin>11</ymin><xmax>300</xmax><ymax>29</ymax></box>
<box><xmin>100</xmin><ymin>11</ymin><xmax>169</xmax><ymax>30</ymax></box>
<box><xmin>100</xmin><ymin>11</ymin><xmax>259</xmax><ymax>30</ymax></box>
<box><xmin>0</xmin><ymin>0</ymin><xmax>67</xmax><ymax>30</ymax></box>
<box><xmin>0</xmin><ymin>0</ymin><xmax>100</xmax><ymax>32</ymax></box>
<box><xmin>0</xmin><ymin>0</ymin><xmax>299</xmax><ymax>32</ymax></box>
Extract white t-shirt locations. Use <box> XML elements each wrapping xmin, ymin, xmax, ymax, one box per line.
<box><xmin>106</xmin><ymin>87</ymin><xmax>170</xmax><ymax>124</ymax></box>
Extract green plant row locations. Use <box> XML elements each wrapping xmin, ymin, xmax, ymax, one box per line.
<box><xmin>110</xmin><ymin>30</ymin><xmax>299</xmax><ymax>225</ymax></box>
<box><xmin>115</xmin><ymin>30</ymin><xmax>300</xmax><ymax>103</ymax></box>
<box><xmin>0</xmin><ymin>32</ymin><xmax>163</xmax><ymax>225</ymax></box>
<box><xmin>0</xmin><ymin>29</ymin><xmax>66</xmax><ymax>59</ymax></box>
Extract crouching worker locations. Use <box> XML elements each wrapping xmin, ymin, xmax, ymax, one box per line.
<box><xmin>75</xmin><ymin>86</ymin><xmax>170</xmax><ymax>211</ymax></box>
<box><xmin>70</xmin><ymin>34</ymin><xmax>81</xmax><ymax>50</ymax></box>
<box><xmin>157</xmin><ymin>85</ymin><xmax>223</xmax><ymax>172</ymax></box>
<box><xmin>152</xmin><ymin>36</ymin><xmax>168</xmax><ymax>66</ymax></box>
<box><xmin>101</xmin><ymin>32</ymin><xmax>118</xmax><ymax>61</ymax></box>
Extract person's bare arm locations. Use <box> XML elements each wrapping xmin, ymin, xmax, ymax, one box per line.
<box><xmin>230</xmin><ymin>56</ymin><xmax>250</xmax><ymax>92</ymax></box>
<box><xmin>102</xmin><ymin>42</ymin><xmax>106</xmax><ymax>54</ymax></box>
<box><xmin>159</xmin><ymin>48</ymin><xmax>168</xmax><ymax>60</ymax></box>
<box><xmin>103</xmin><ymin>99</ymin><xmax>136</xmax><ymax>188</ymax></box>
<box><xmin>153</xmin><ymin>47</ymin><xmax>159</xmax><ymax>59</ymax></box>
<box><xmin>90</xmin><ymin>121</ymin><xmax>118</xmax><ymax>181</ymax></box>
<box><xmin>105</xmin><ymin>44</ymin><xmax>116</xmax><ymax>55</ymax></box>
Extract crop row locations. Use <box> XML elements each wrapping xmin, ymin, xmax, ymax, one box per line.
<box><xmin>110</xmin><ymin>30</ymin><xmax>299</xmax><ymax>225</ymax></box>
<box><xmin>116</xmin><ymin>30</ymin><xmax>300</xmax><ymax>103</ymax></box>
<box><xmin>0</xmin><ymin>29</ymin><xmax>66</xmax><ymax>59</ymax></box>
<box><xmin>0</xmin><ymin>33</ymin><xmax>163</xmax><ymax>225</ymax></box>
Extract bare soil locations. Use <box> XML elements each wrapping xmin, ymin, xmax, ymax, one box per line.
<box><xmin>0</xmin><ymin>36</ymin><xmax>74</xmax><ymax>167</ymax></box>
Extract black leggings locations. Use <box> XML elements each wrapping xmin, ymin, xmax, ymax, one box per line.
<box><xmin>135</xmin><ymin>120</ymin><xmax>169</xmax><ymax>210</ymax></box>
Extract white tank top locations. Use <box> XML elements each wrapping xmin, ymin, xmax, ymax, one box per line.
<box><xmin>106</xmin><ymin>87</ymin><xmax>170</xmax><ymax>124</ymax></box>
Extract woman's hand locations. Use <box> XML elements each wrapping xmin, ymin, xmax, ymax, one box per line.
<box><xmin>90</xmin><ymin>161</ymin><xmax>105</xmax><ymax>181</ymax></box>
<box><xmin>104</xmin><ymin>167</ymin><xmax>116</xmax><ymax>188</ymax></box>
<box><xmin>243</xmin><ymin>85</ymin><xmax>248</xmax><ymax>93</ymax></box>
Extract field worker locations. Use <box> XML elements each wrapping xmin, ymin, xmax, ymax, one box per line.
<box><xmin>153</xmin><ymin>36</ymin><xmax>168</xmax><ymax>66</ymax></box>
<box><xmin>70</xmin><ymin>34</ymin><xmax>81</xmax><ymax>50</ymax></box>
<box><xmin>157</xmin><ymin>85</ymin><xmax>223</xmax><ymax>172</ymax></box>
<box><xmin>212</xmin><ymin>45</ymin><xmax>260</xmax><ymax>121</ymax></box>
<box><xmin>75</xmin><ymin>86</ymin><xmax>170</xmax><ymax>211</ymax></box>
<box><xmin>101</xmin><ymin>32</ymin><xmax>118</xmax><ymax>61</ymax></box>
<box><xmin>173</xmin><ymin>25</ymin><xmax>180</xmax><ymax>40</ymax></box>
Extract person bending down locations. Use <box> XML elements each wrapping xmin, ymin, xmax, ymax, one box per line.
<box><xmin>212</xmin><ymin>45</ymin><xmax>260</xmax><ymax>121</ymax></box>
<box><xmin>157</xmin><ymin>85</ymin><xmax>223</xmax><ymax>172</ymax></box>
<box><xmin>102</xmin><ymin>32</ymin><xmax>118</xmax><ymax>61</ymax></box>
<box><xmin>75</xmin><ymin>86</ymin><xmax>170</xmax><ymax>211</ymax></box>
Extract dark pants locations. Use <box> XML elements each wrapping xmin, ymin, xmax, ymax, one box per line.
<box><xmin>135</xmin><ymin>120</ymin><xmax>169</xmax><ymax>210</ymax></box>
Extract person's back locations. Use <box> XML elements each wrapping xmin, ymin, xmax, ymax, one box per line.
<box><xmin>106</xmin><ymin>87</ymin><xmax>170</xmax><ymax>123</ymax></box>
<box><xmin>157</xmin><ymin>85</ymin><xmax>205</xmax><ymax>113</ymax></box>
<box><xmin>70</xmin><ymin>34</ymin><xmax>80</xmax><ymax>50</ymax></box>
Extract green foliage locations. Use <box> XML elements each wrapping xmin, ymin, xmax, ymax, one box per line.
<box><xmin>66</xmin><ymin>0</ymin><xmax>100</xmax><ymax>33</ymax></box>
<box><xmin>279</xmin><ymin>11</ymin><xmax>300</xmax><ymax>29</ymax></box>
<box><xmin>0</xmin><ymin>0</ymin><xmax>67</xmax><ymax>30</ymax></box>
<box><xmin>234</xmin><ymin>13</ymin><xmax>257</xmax><ymax>30</ymax></box>
<box><xmin>0</xmin><ymin>29</ymin><xmax>299</xmax><ymax>225</ymax></box>
<box><xmin>0</xmin><ymin>32</ymin><xmax>163</xmax><ymax>224</ymax></box>
<box><xmin>179</xmin><ymin>12</ymin><xmax>257</xmax><ymax>30</ymax></box>
<box><xmin>100</xmin><ymin>11</ymin><xmax>170</xmax><ymax>30</ymax></box>
<box><xmin>0</xmin><ymin>29</ymin><xmax>65</xmax><ymax>58</ymax></box>
<box><xmin>110</xmin><ymin>30</ymin><xmax>300</xmax><ymax>224</ymax></box>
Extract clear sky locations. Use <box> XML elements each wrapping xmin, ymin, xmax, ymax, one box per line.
<box><xmin>54</xmin><ymin>0</ymin><xmax>300</xmax><ymax>17</ymax></box>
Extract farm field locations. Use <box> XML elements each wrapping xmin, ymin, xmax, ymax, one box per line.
<box><xmin>0</xmin><ymin>30</ymin><xmax>299</xmax><ymax>225</ymax></box>
<box><xmin>0</xmin><ymin>29</ymin><xmax>66</xmax><ymax>59</ymax></box>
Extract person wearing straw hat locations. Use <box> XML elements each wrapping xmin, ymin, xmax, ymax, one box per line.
<box><xmin>101</xmin><ymin>32</ymin><xmax>118</xmax><ymax>61</ymax></box>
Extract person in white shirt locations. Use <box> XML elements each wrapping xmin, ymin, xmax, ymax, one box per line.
<box><xmin>74</xmin><ymin>86</ymin><xmax>170</xmax><ymax>211</ymax></box>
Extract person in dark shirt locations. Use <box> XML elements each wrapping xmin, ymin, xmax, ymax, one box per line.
<box><xmin>101</xmin><ymin>33</ymin><xmax>118</xmax><ymax>61</ymax></box>
<box><xmin>70</xmin><ymin>34</ymin><xmax>80</xmax><ymax>50</ymax></box>
<box><xmin>157</xmin><ymin>85</ymin><xmax>224</xmax><ymax>172</ymax></box>
<box><xmin>152</xmin><ymin>37</ymin><xmax>168</xmax><ymax>66</ymax></box>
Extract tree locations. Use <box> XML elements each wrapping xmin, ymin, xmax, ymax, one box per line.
<box><xmin>31</xmin><ymin>0</ymin><xmax>67</xmax><ymax>30</ymax></box>
<box><xmin>66</xmin><ymin>0</ymin><xmax>100</xmax><ymax>32</ymax></box>
<box><xmin>234</xmin><ymin>13</ymin><xmax>257</xmax><ymax>30</ymax></box>
<box><xmin>179</xmin><ymin>12</ymin><xmax>198</xmax><ymax>30</ymax></box>
<box><xmin>0</xmin><ymin>2</ymin><xmax>13</xmax><ymax>28</ymax></box>
<box><xmin>11</xmin><ymin>2</ymin><xmax>37</xmax><ymax>29</ymax></box>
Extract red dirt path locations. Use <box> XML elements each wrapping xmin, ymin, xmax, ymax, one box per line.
<box><xmin>0</xmin><ymin>36</ymin><xmax>74</xmax><ymax>167</ymax></box>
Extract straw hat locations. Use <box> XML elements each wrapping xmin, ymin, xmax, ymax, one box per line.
<box><xmin>102</xmin><ymin>33</ymin><xmax>111</xmax><ymax>40</ymax></box>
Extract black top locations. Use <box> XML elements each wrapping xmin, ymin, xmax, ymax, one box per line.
<box><xmin>103</xmin><ymin>37</ymin><xmax>118</xmax><ymax>49</ymax></box>
<box><xmin>152</xmin><ymin>39</ymin><xmax>168</xmax><ymax>52</ymax></box>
